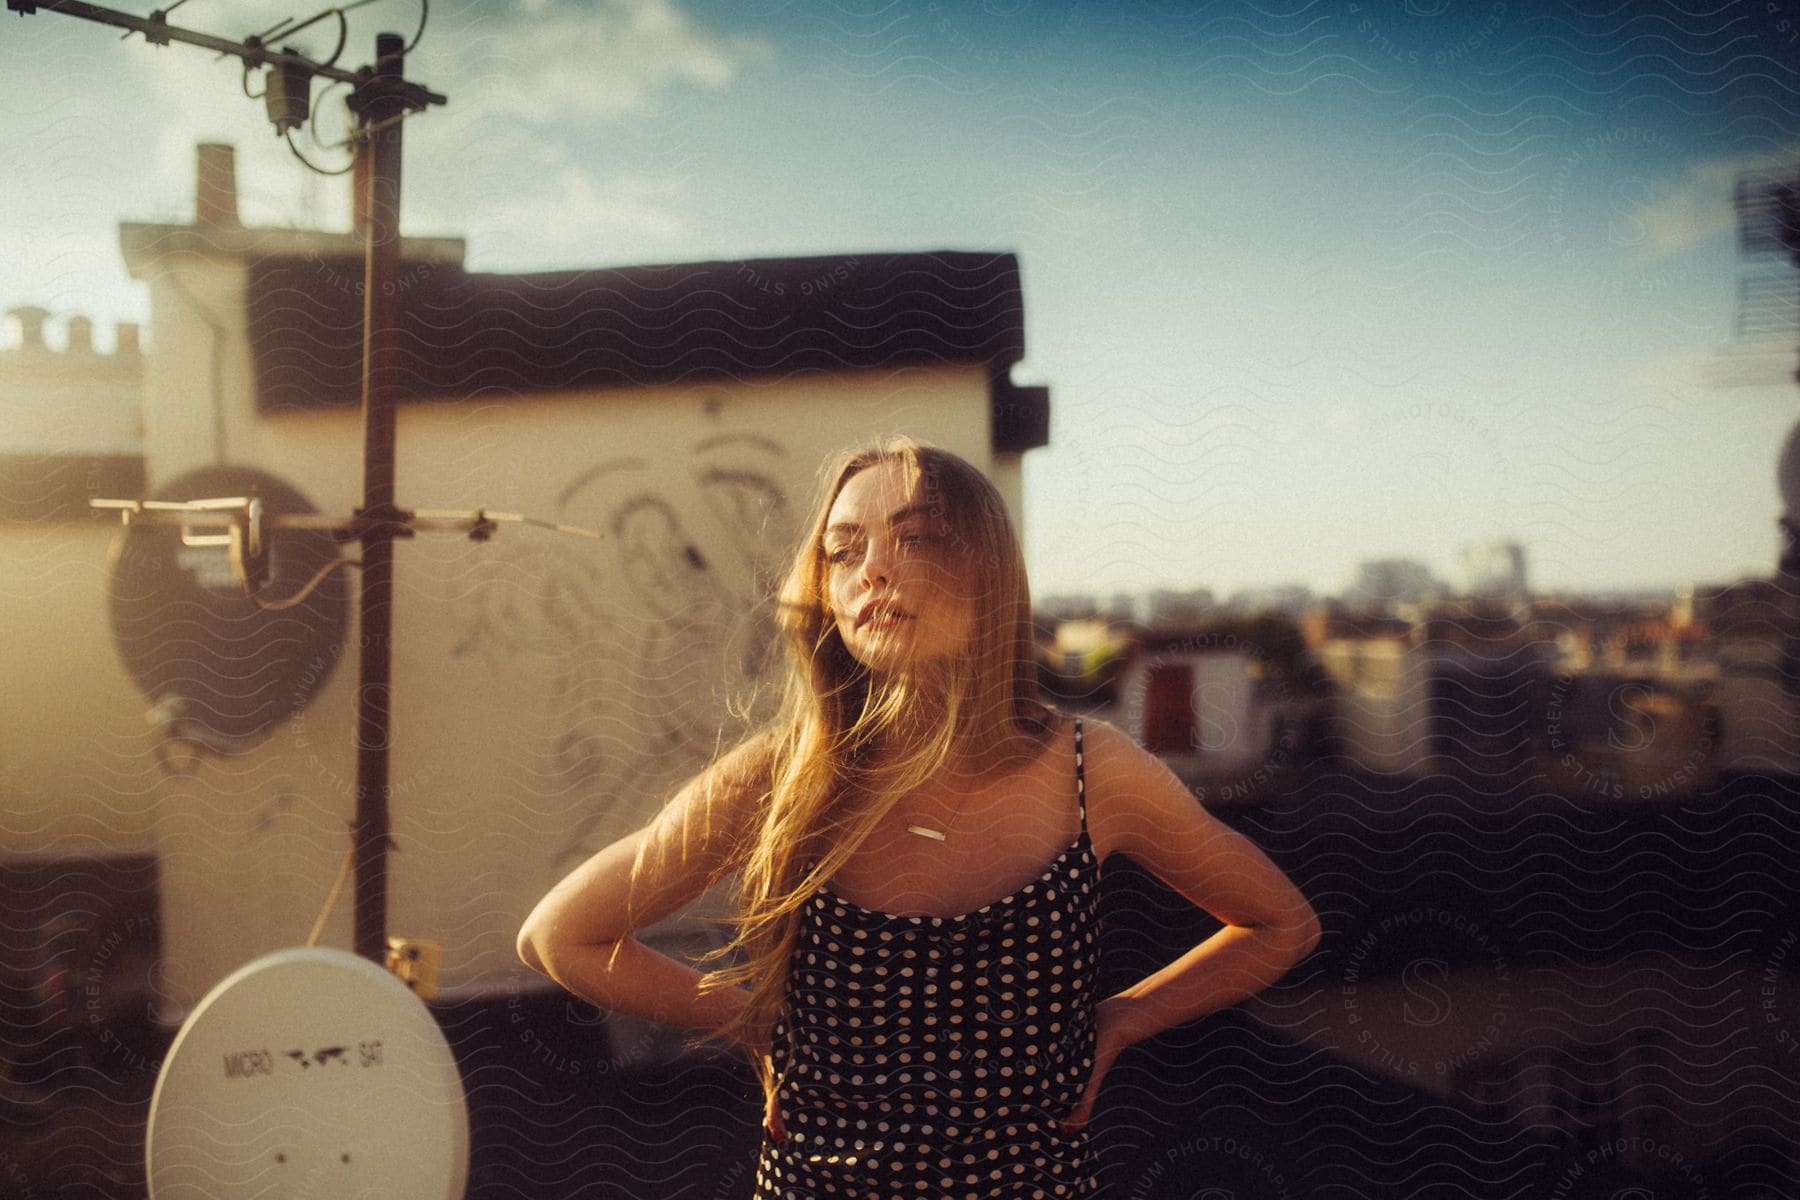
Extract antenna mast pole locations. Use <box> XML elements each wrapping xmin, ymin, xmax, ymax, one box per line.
<box><xmin>9</xmin><ymin>0</ymin><xmax>446</xmax><ymax>966</ymax></box>
<box><xmin>346</xmin><ymin>31</ymin><xmax>409</xmax><ymax>964</ymax></box>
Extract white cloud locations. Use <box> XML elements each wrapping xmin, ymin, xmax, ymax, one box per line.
<box><xmin>452</xmin><ymin>0</ymin><xmax>775</xmax><ymax>125</ymax></box>
<box><xmin>451</xmin><ymin>167</ymin><xmax>689</xmax><ymax>269</ymax></box>
<box><xmin>94</xmin><ymin>0</ymin><xmax>767</xmax><ymax>236</ymax></box>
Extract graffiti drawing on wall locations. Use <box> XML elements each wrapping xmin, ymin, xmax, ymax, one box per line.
<box><xmin>451</xmin><ymin>433</ymin><xmax>794</xmax><ymax>872</ymax></box>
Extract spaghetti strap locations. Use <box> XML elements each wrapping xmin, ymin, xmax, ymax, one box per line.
<box><xmin>1074</xmin><ymin>715</ymin><xmax>1087</xmax><ymax>833</ymax></box>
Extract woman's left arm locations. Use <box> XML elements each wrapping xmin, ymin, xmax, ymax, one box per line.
<box><xmin>1062</xmin><ymin>719</ymin><xmax>1321</xmax><ymax>1130</ymax></box>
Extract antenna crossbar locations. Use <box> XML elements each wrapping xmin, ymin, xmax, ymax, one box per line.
<box><xmin>7</xmin><ymin>0</ymin><xmax>446</xmax><ymax>111</ymax></box>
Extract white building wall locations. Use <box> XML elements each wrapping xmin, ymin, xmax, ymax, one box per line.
<box><xmin>1117</xmin><ymin>650</ymin><xmax>1271</xmax><ymax>777</ymax></box>
<box><xmin>1320</xmin><ymin>639</ymin><xmax>1431</xmax><ymax>777</ymax></box>
<box><xmin>0</xmin><ymin>521</ymin><xmax>162</xmax><ymax>860</ymax></box>
<box><xmin>0</xmin><ymin>323</ymin><xmax>153</xmax><ymax>860</ymax></box>
<box><xmin>2</xmin><ymin>362</ymin><xmax>141</xmax><ymax>454</ymax></box>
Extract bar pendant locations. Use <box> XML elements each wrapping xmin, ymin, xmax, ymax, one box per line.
<box><xmin>906</xmin><ymin>824</ymin><xmax>947</xmax><ymax>841</ymax></box>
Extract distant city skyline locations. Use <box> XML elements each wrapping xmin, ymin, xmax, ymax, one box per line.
<box><xmin>1037</xmin><ymin>568</ymin><xmax>1689</xmax><ymax>624</ymax></box>
<box><xmin>4</xmin><ymin>0</ymin><xmax>1798</xmax><ymax>598</ymax></box>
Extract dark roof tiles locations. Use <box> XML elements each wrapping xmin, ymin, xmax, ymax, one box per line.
<box><xmin>246</xmin><ymin>251</ymin><xmax>1027</xmax><ymax>412</ymax></box>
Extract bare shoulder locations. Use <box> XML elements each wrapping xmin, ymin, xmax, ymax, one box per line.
<box><xmin>1075</xmin><ymin>715</ymin><xmax>1217</xmax><ymax>865</ymax></box>
<box><xmin>1076</xmin><ymin>713</ymin><xmax>1181</xmax><ymax>803</ymax></box>
<box><xmin>1072</xmin><ymin>714</ymin><xmax>1317</xmax><ymax>939</ymax></box>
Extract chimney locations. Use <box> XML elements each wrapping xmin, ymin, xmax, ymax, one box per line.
<box><xmin>195</xmin><ymin>142</ymin><xmax>239</xmax><ymax>227</ymax></box>
<box><xmin>65</xmin><ymin>315</ymin><xmax>93</xmax><ymax>355</ymax></box>
<box><xmin>6</xmin><ymin>305</ymin><xmax>50</xmax><ymax>351</ymax></box>
<box><xmin>115</xmin><ymin>322</ymin><xmax>141</xmax><ymax>358</ymax></box>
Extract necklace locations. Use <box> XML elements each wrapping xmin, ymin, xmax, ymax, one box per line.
<box><xmin>901</xmin><ymin>762</ymin><xmax>983</xmax><ymax>842</ymax></box>
<box><xmin>906</xmin><ymin>784</ymin><xmax>991</xmax><ymax>840</ymax></box>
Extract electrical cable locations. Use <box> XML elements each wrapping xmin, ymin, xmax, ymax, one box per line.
<box><xmin>306</xmin><ymin>836</ymin><xmax>357</xmax><ymax>947</ymax></box>
<box><xmin>246</xmin><ymin>554</ymin><xmax>360</xmax><ymax>612</ymax></box>
<box><xmin>309</xmin><ymin>75</ymin><xmax>351</xmax><ymax>148</ymax></box>
<box><xmin>266</xmin><ymin>3</ymin><xmax>366</xmax><ymax>66</ymax></box>
<box><xmin>285</xmin><ymin>126</ymin><xmax>357</xmax><ymax>176</ymax></box>
<box><xmin>404</xmin><ymin>0</ymin><xmax>428</xmax><ymax>54</ymax></box>
<box><xmin>320</xmin><ymin>7</ymin><xmax>348</xmax><ymax>68</ymax></box>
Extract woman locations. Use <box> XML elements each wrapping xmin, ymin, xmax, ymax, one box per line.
<box><xmin>517</xmin><ymin>436</ymin><xmax>1320</xmax><ymax>1198</ymax></box>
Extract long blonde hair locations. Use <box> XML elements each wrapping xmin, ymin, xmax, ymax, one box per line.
<box><xmin>694</xmin><ymin>434</ymin><xmax>1057</xmax><ymax>1063</ymax></box>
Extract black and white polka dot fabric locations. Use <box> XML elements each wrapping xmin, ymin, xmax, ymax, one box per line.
<box><xmin>754</xmin><ymin>717</ymin><xmax>1101</xmax><ymax>1199</ymax></box>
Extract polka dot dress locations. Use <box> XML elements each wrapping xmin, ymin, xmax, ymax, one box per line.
<box><xmin>753</xmin><ymin>718</ymin><xmax>1101</xmax><ymax>1200</ymax></box>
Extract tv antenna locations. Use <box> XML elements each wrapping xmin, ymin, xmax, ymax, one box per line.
<box><xmin>1725</xmin><ymin>163</ymin><xmax>1800</xmax><ymax>573</ymax></box>
<box><xmin>10</xmin><ymin>0</ymin><xmax>596</xmax><ymax>970</ymax></box>
<box><xmin>1726</xmin><ymin>167</ymin><xmax>1800</xmax><ymax>376</ymax></box>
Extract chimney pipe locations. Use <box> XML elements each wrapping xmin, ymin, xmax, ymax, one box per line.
<box><xmin>6</xmin><ymin>306</ymin><xmax>50</xmax><ymax>351</ymax></box>
<box><xmin>65</xmin><ymin>315</ymin><xmax>93</xmax><ymax>355</ymax></box>
<box><xmin>115</xmin><ymin>322</ymin><xmax>141</xmax><ymax>358</ymax></box>
<box><xmin>195</xmin><ymin>142</ymin><xmax>240</xmax><ymax>226</ymax></box>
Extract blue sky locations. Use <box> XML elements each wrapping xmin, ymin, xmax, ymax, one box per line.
<box><xmin>5</xmin><ymin>0</ymin><xmax>1799</xmax><ymax>600</ymax></box>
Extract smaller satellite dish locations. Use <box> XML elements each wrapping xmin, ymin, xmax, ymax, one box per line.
<box><xmin>146</xmin><ymin>947</ymin><xmax>468</xmax><ymax>1200</ymax></box>
<box><xmin>108</xmin><ymin>465</ymin><xmax>350</xmax><ymax>750</ymax></box>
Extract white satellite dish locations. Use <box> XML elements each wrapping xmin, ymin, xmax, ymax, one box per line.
<box><xmin>146</xmin><ymin>947</ymin><xmax>469</xmax><ymax>1200</ymax></box>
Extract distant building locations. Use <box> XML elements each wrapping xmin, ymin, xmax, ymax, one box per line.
<box><xmin>0</xmin><ymin>305</ymin><xmax>144</xmax><ymax>519</ymax></box>
<box><xmin>1522</xmin><ymin>596</ymin><xmax>1719</xmax><ymax>798</ymax></box>
<box><xmin>1527</xmin><ymin>595</ymin><xmax>1711</xmax><ymax>679</ymax></box>
<box><xmin>0</xmin><ymin>307</ymin><xmax>159</xmax><ymax>1063</ymax></box>
<box><xmin>1311</xmin><ymin>610</ymin><xmax>1554</xmax><ymax>780</ymax></box>
<box><xmin>1537</xmin><ymin>669</ymin><xmax>1718</xmax><ymax>800</ymax></box>
<box><xmin>1344</xmin><ymin>558</ymin><xmax>1447</xmax><ymax>609</ymax></box>
<box><xmin>1037</xmin><ymin>593</ymin><xmax>1098</xmax><ymax>621</ymax></box>
<box><xmin>1222</xmin><ymin>583</ymin><xmax>1314</xmax><ymax>615</ymax></box>
<box><xmin>0</xmin><ymin>305</ymin><xmax>150</xmax><ymax>848</ymax></box>
<box><xmin>1458</xmin><ymin>540</ymin><xmax>1528</xmax><ymax>599</ymax></box>
<box><xmin>1695</xmin><ymin>576</ymin><xmax>1800</xmax><ymax>775</ymax></box>
<box><xmin>1307</xmin><ymin>612</ymin><xmax>1418</xmax><ymax>774</ymax></box>
<box><xmin>1310</xmin><ymin>601</ymin><xmax>1722</xmax><ymax>795</ymax></box>
<box><xmin>1115</xmin><ymin>620</ymin><xmax>1332</xmax><ymax>797</ymax></box>
<box><xmin>1145</xmin><ymin>587</ymin><xmax>1214</xmax><ymax>625</ymax></box>
<box><xmin>1102</xmin><ymin>592</ymin><xmax>1140</xmax><ymax>624</ymax></box>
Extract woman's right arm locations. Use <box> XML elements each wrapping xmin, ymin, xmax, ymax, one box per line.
<box><xmin>515</xmin><ymin>729</ymin><xmax>773</xmax><ymax>1041</ymax></box>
